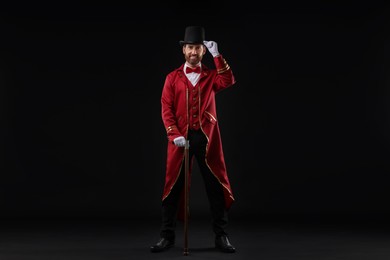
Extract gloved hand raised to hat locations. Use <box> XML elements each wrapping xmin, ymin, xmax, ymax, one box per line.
<box><xmin>203</xmin><ymin>41</ymin><xmax>220</xmax><ymax>57</ymax></box>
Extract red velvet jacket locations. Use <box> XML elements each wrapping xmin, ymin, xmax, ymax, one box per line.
<box><xmin>161</xmin><ymin>55</ymin><xmax>236</xmax><ymax>212</ymax></box>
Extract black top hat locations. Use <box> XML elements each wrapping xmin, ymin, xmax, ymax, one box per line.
<box><xmin>179</xmin><ymin>26</ymin><xmax>205</xmax><ymax>46</ymax></box>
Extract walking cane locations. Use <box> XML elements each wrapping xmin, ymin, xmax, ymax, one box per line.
<box><xmin>183</xmin><ymin>139</ymin><xmax>190</xmax><ymax>256</ymax></box>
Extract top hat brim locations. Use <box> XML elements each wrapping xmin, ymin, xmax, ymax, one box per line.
<box><xmin>179</xmin><ymin>40</ymin><xmax>205</xmax><ymax>46</ymax></box>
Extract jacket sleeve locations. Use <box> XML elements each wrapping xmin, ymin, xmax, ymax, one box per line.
<box><xmin>213</xmin><ymin>55</ymin><xmax>236</xmax><ymax>93</ymax></box>
<box><xmin>161</xmin><ymin>74</ymin><xmax>183</xmax><ymax>143</ymax></box>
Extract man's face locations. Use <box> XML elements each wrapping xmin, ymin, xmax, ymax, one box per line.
<box><xmin>183</xmin><ymin>44</ymin><xmax>206</xmax><ymax>66</ymax></box>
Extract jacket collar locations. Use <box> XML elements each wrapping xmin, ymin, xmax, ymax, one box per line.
<box><xmin>176</xmin><ymin>63</ymin><xmax>209</xmax><ymax>80</ymax></box>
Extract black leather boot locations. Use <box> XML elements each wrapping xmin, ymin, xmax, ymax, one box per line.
<box><xmin>150</xmin><ymin>237</ymin><xmax>175</xmax><ymax>253</ymax></box>
<box><xmin>215</xmin><ymin>235</ymin><xmax>236</xmax><ymax>253</ymax></box>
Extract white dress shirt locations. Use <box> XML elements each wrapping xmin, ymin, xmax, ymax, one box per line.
<box><xmin>184</xmin><ymin>62</ymin><xmax>201</xmax><ymax>87</ymax></box>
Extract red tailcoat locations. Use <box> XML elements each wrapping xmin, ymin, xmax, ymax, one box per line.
<box><xmin>161</xmin><ymin>55</ymin><xmax>236</xmax><ymax>213</ymax></box>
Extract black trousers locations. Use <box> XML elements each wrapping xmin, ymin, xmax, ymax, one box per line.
<box><xmin>160</xmin><ymin>129</ymin><xmax>228</xmax><ymax>240</ymax></box>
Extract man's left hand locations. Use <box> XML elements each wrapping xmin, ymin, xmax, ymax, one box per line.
<box><xmin>203</xmin><ymin>41</ymin><xmax>220</xmax><ymax>57</ymax></box>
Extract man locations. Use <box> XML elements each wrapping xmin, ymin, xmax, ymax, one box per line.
<box><xmin>150</xmin><ymin>25</ymin><xmax>236</xmax><ymax>253</ymax></box>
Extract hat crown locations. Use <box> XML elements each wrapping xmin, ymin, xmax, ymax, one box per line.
<box><xmin>180</xmin><ymin>26</ymin><xmax>205</xmax><ymax>46</ymax></box>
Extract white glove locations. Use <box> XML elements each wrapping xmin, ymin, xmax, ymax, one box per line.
<box><xmin>203</xmin><ymin>41</ymin><xmax>220</xmax><ymax>57</ymax></box>
<box><xmin>173</xmin><ymin>136</ymin><xmax>186</xmax><ymax>147</ymax></box>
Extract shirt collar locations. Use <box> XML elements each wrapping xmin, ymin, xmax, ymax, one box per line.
<box><xmin>184</xmin><ymin>62</ymin><xmax>201</xmax><ymax>73</ymax></box>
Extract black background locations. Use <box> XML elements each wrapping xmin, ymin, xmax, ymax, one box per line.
<box><xmin>1</xmin><ymin>2</ymin><xmax>388</xmax><ymax>223</ymax></box>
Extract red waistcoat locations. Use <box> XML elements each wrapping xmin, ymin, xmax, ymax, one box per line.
<box><xmin>161</xmin><ymin>55</ymin><xmax>236</xmax><ymax>212</ymax></box>
<box><xmin>188</xmin><ymin>80</ymin><xmax>200</xmax><ymax>130</ymax></box>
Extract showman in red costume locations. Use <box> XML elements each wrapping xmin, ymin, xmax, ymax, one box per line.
<box><xmin>150</xmin><ymin>26</ymin><xmax>237</xmax><ymax>253</ymax></box>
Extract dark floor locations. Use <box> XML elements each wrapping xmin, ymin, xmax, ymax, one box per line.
<box><xmin>0</xmin><ymin>216</ymin><xmax>389</xmax><ymax>260</ymax></box>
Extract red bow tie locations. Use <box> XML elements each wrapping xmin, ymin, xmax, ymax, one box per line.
<box><xmin>186</xmin><ymin>66</ymin><xmax>201</xmax><ymax>74</ymax></box>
